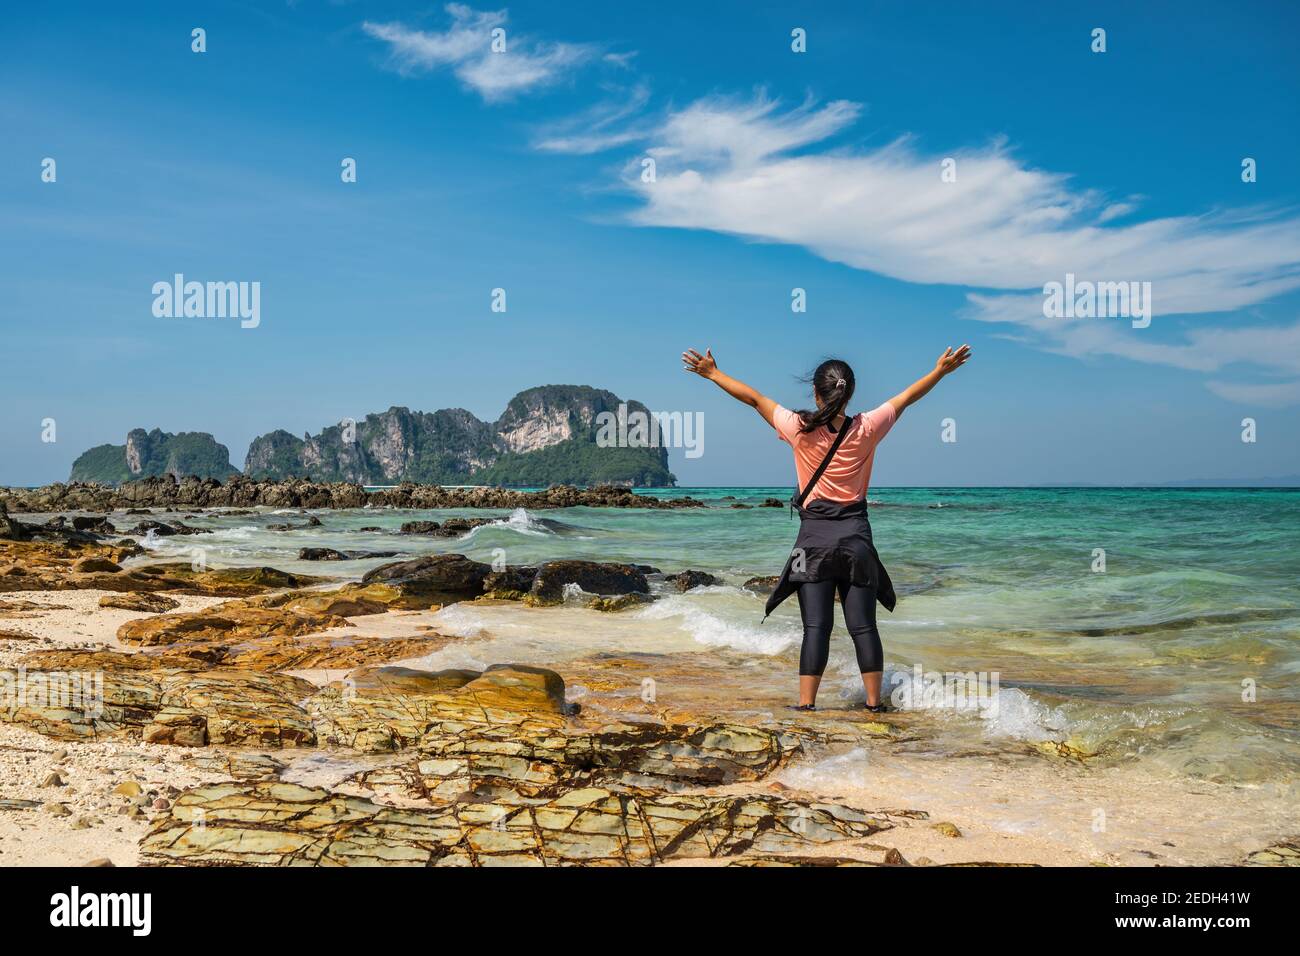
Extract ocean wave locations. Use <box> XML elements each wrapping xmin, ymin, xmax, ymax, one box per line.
<box><xmin>883</xmin><ymin>665</ymin><xmax>1068</xmax><ymax>743</ymax></box>
<box><xmin>778</xmin><ymin>748</ymin><xmax>873</xmax><ymax>791</ymax></box>
<box><xmin>632</xmin><ymin>595</ymin><xmax>798</xmax><ymax>655</ymax></box>
<box><xmin>460</xmin><ymin>507</ymin><xmax>591</xmax><ymax>542</ymax></box>
<box><xmin>425</xmin><ymin>604</ymin><xmax>491</xmax><ymax>638</ymax></box>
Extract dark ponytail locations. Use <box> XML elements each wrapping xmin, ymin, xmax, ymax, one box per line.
<box><xmin>796</xmin><ymin>359</ymin><xmax>855</xmax><ymax>433</ymax></box>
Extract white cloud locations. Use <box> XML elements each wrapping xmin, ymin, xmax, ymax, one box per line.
<box><xmin>362</xmin><ymin>5</ymin><xmax>595</xmax><ymax>102</ymax></box>
<box><xmin>621</xmin><ymin>94</ymin><xmax>1300</xmax><ymax>399</ymax></box>
<box><xmin>1206</xmin><ymin>379</ymin><xmax>1300</xmax><ymax>406</ymax></box>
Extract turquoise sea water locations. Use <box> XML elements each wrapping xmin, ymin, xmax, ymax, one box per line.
<box><xmin>119</xmin><ymin>486</ymin><xmax>1300</xmax><ymax>784</ymax></box>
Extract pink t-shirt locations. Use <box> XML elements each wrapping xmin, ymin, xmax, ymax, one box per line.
<box><xmin>772</xmin><ymin>402</ymin><xmax>896</xmax><ymax>504</ymax></box>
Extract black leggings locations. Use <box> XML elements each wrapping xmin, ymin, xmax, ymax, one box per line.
<box><xmin>796</xmin><ymin>579</ymin><xmax>883</xmax><ymax>676</ymax></box>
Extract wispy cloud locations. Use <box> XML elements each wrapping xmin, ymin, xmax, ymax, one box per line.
<box><xmin>362</xmin><ymin>4</ymin><xmax>596</xmax><ymax>102</ymax></box>
<box><xmin>532</xmin><ymin>82</ymin><xmax>653</xmax><ymax>154</ymax></box>
<box><xmin>618</xmin><ymin>94</ymin><xmax>1300</xmax><ymax>400</ymax></box>
<box><xmin>1206</xmin><ymin>378</ymin><xmax>1300</xmax><ymax>406</ymax></box>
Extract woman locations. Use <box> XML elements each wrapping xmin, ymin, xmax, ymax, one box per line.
<box><xmin>682</xmin><ymin>345</ymin><xmax>972</xmax><ymax>712</ymax></box>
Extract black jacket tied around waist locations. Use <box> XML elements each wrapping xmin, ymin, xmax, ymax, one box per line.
<box><xmin>763</xmin><ymin>498</ymin><xmax>896</xmax><ymax>619</ymax></box>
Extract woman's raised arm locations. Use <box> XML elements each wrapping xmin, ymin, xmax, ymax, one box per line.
<box><xmin>682</xmin><ymin>348</ymin><xmax>778</xmax><ymax>428</ymax></box>
<box><xmin>888</xmin><ymin>345</ymin><xmax>971</xmax><ymax>418</ymax></box>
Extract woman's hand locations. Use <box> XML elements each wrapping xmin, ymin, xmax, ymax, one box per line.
<box><xmin>934</xmin><ymin>344</ymin><xmax>972</xmax><ymax>377</ymax></box>
<box><xmin>681</xmin><ymin>348</ymin><xmax>778</xmax><ymax>427</ymax></box>
<box><xmin>682</xmin><ymin>348</ymin><xmax>718</xmax><ymax>380</ymax></box>
<box><xmin>890</xmin><ymin>344</ymin><xmax>974</xmax><ymax>417</ymax></box>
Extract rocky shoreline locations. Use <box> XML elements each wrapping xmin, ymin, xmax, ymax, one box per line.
<box><xmin>0</xmin><ymin>475</ymin><xmax>707</xmax><ymax>514</ymax></box>
<box><xmin>2</xmin><ymin>522</ymin><xmax>1294</xmax><ymax>867</ymax></box>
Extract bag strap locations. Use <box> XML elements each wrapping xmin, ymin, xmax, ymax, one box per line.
<box><xmin>793</xmin><ymin>415</ymin><xmax>854</xmax><ymax>510</ymax></box>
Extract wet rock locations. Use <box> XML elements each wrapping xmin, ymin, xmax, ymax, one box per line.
<box><xmin>127</xmin><ymin>519</ymin><xmax>213</xmax><ymax>537</ymax></box>
<box><xmin>360</xmin><ymin>554</ymin><xmax>492</xmax><ymax>607</ymax></box>
<box><xmin>761</xmin><ymin>498</ymin><xmax>784</xmax><ymax>508</ymax></box>
<box><xmin>670</xmin><ymin>570</ymin><xmax>720</xmax><ymax>592</ymax></box>
<box><xmin>741</xmin><ymin>576</ymin><xmax>781</xmax><ymax>596</ymax></box>
<box><xmin>267</xmin><ymin>516</ymin><xmax>323</xmax><ymax>531</ymax></box>
<box><xmin>298</xmin><ymin>547</ymin><xmax>349</xmax><ymax>561</ymax></box>
<box><xmin>481</xmin><ymin>565</ymin><xmax>538</xmax><ymax>598</ymax></box>
<box><xmin>586</xmin><ymin>593</ymin><xmax>653</xmax><ymax>612</ymax></box>
<box><xmin>99</xmin><ymin>592</ymin><xmax>181</xmax><ymax>613</ymax></box>
<box><xmin>399</xmin><ymin>521</ymin><xmax>440</xmax><ymax>534</ymax></box>
<box><xmin>526</xmin><ymin>560</ymin><xmax>649</xmax><ymax>608</ymax></box>
<box><xmin>139</xmin><ymin>781</ymin><xmax>889</xmax><ymax>867</ymax></box>
<box><xmin>72</xmin><ymin>515</ymin><xmax>116</xmax><ymax>533</ymax></box>
<box><xmin>436</xmin><ymin>518</ymin><xmax>493</xmax><ymax>536</ymax></box>
<box><xmin>298</xmin><ymin>548</ymin><xmax>399</xmax><ymax>561</ymax></box>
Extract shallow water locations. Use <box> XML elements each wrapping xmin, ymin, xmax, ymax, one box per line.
<box><xmin>119</xmin><ymin>487</ymin><xmax>1300</xmax><ymax>789</ymax></box>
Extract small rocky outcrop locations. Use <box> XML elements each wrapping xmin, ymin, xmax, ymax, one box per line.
<box><xmin>99</xmin><ymin>593</ymin><xmax>181</xmax><ymax>613</ymax></box>
<box><xmin>481</xmin><ymin>565</ymin><xmax>539</xmax><ymax>598</ymax></box>
<box><xmin>360</xmin><ymin>554</ymin><xmax>492</xmax><ymax>606</ymax></box>
<box><xmin>0</xmin><ymin>539</ymin><xmax>326</xmax><ymax>597</ymax></box>
<box><xmin>525</xmin><ymin>560</ymin><xmax>649</xmax><ymax>607</ymax></box>
<box><xmin>114</xmin><ymin>584</ymin><xmax>395</xmax><ymax>647</ymax></box>
<box><xmin>670</xmin><ymin>570</ymin><xmax>720</xmax><ymax>592</ymax></box>
<box><xmin>298</xmin><ymin>548</ymin><xmax>399</xmax><ymax>561</ymax></box>
<box><xmin>399</xmin><ymin>518</ymin><xmax>492</xmax><ymax>536</ymax></box>
<box><xmin>0</xmin><ymin>476</ymin><xmax>705</xmax><ymax>513</ymax></box>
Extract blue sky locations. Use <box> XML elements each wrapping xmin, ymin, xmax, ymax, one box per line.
<box><xmin>2</xmin><ymin>0</ymin><xmax>1299</xmax><ymax>487</ymax></box>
